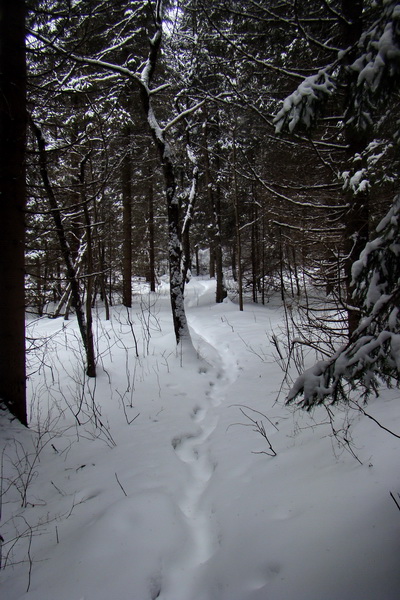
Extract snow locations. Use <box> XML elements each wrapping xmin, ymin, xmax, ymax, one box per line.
<box><xmin>353</xmin><ymin>2</ymin><xmax>400</xmax><ymax>93</ymax></box>
<box><xmin>2</xmin><ymin>278</ymin><xmax>400</xmax><ymax>600</ymax></box>
<box><xmin>273</xmin><ymin>70</ymin><xmax>335</xmax><ymax>134</ymax></box>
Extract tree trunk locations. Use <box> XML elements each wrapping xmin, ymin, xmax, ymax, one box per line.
<box><xmin>195</xmin><ymin>246</ymin><xmax>200</xmax><ymax>276</ymax></box>
<box><xmin>232</xmin><ymin>131</ymin><xmax>243</xmax><ymax>311</ymax></box>
<box><xmin>147</xmin><ymin>171</ymin><xmax>156</xmax><ymax>292</ymax></box>
<box><xmin>80</xmin><ymin>156</ymin><xmax>96</xmax><ymax>377</ymax></box>
<box><xmin>96</xmin><ymin>196</ymin><xmax>110</xmax><ymax>320</ymax></box>
<box><xmin>31</xmin><ymin>121</ymin><xmax>95</xmax><ymax>376</ymax></box>
<box><xmin>139</xmin><ymin>16</ymin><xmax>190</xmax><ymax>345</ymax></box>
<box><xmin>165</xmin><ymin>161</ymin><xmax>190</xmax><ymax>343</ymax></box>
<box><xmin>209</xmin><ymin>246</ymin><xmax>216</xmax><ymax>279</ymax></box>
<box><xmin>122</xmin><ymin>139</ymin><xmax>133</xmax><ymax>307</ymax></box>
<box><xmin>251</xmin><ymin>188</ymin><xmax>259</xmax><ymax>303</ymax></box>
<box><xmin>0</xmin><ymin>0</ymin><xmax>27</xmax><ymax>425</ymax></box>
<box><xmin>342</xmin><ymin>0</ymin><xmax>369</xmax><ymax>335</ymax></box>
<box><xmin>204</xmin><ymin>119</ymin><xmax>226</xmax><ymax>302</ymax></box>
<box><xmin>261</xmin><ymin>214</ymin><xmax>266</xmax><ymax>305</ymax></box>
<box><xmin>181</xmin><ymin>143</ymin><xmax>199</xmax><ymax>285</ymax></box>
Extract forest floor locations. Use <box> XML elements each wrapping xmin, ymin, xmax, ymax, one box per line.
<box><xmin>1</xmin><ymin>277</ymin><xmax>400</xmax><ymax>600</ymax></box>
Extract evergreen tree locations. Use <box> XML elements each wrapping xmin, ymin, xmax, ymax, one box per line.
<box><xmin>285</xmin><ymin>0</ymin><xmax>400</xmax><ymax>406</ymax></box>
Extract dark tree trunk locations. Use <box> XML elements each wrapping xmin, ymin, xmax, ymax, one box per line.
<box><xmin>342</xmin><ymin>0</ymin><xmax>370</xmax><ymax>335</ymax></box>
<box><xmin>96</xmin><ymin>198</ymin><xmax>110</xmax><ymax>320</ymax></box>
<box><xmin>261</xmin><ymin>215</ymin><xmax>266</xmax><ymax>305</ymax></box>
<box><xmin>80</xmin><ymin>156</ymin><xmax>96</xmax><ymax>378</ymax></box>
<box><xmin>195</xmin><ymin>246</ymin><xmax>200</xmax><ymax>276</ymax></box>
<box><xmin>31</xmin><ymin>121</ymin><xmax>95</xmax><ymax>376</ymax></box>
<box><xmin>122</xmin><ymin>139</ymin><xmax>133</xmax><ymax>307</ymax></box>
<box><xmin>0</xmin><ymin>0</ymin><xmax>27</xmax><ymax>425</ymax></box>
<box><xmin>204</xmin><ymin>119</ymin><xmax>226</xmax><ymax>303</ymax></box>
<box><xmin>147</xmin><ymin>172</ymin><xmax>156</xmax><ymax>292</ymax></box>
<box><xmin>209</xmin><ymin>247</ymin><xmax>216</xmax><ymax>279</ymax></box>
<box><xmin>251</xmin><ymin>190</ymin><xmax>259</xmax><ymax>303</ymax></box>
<box><xmin>232</xmin><ymin>131</ymin><xmax>243</xmax><ymax>311</ymax></box>
<box><xmin>278</xmin><ymin>228</ymin><xmax>285</xmax><ymax>303</ymax></box>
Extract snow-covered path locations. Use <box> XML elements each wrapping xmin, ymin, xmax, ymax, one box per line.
<box><xmin>163</xmin><ymin>405</ymin><xmax>219</xmax><ymax>600</ymax></box>
<box><xmin>2</xmin><ymin>277</ymin><xmax>400</xmax><ymax>600</ymax></box>
<box><xmin>159</xmin><ymin>281</ymin><xmax>240</xmax><ymax>600</ymax></box>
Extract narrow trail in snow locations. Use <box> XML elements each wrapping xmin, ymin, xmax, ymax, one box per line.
<box><xmin>158</xmin><ymin>286</ymin><xmax>239</xmax><ymax>600</ymax></box>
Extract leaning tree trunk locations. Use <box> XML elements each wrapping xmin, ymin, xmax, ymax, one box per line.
<box><xmin>0</xmin><ymin>0</ymin><xmax>27</xmax><ymax>425</ymax></box>
<box><xmin>31</xmin><ymin>121</ymin><xmax>96</xmax><ymax>377</ymax></box>
<box><xmin>138</xmin><ymin>7</ymin><xmax>191</xmax><ymax>344</ymax></box>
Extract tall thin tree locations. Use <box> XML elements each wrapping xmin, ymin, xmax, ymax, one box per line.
<box><xmin>0</xmin><ymin>0</ymin><xmax>27</xmax><ymax>425</ymax></box>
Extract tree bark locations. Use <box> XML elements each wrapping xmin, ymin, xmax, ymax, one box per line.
<box><xmin>342</xmin><ymin>0</ymin><xmax>370</xmax><ymax>336</ymax></box>
<box><xmin>251</xmin><ymin>188</ymin><xmax>259</xmax><ymax>303</ymax></box>
<box><xmin>139</xmin><ymin>10</ymin><xmax>190</xmax><ymax>344</ymax></box>
<box><xmin>181</xmin><ymin>142</ymin><xmax>199</xmax><ymax>285</ymax></box>
<box><xmin>80</xmin><ymin>155</ymin><xmax>96</xmax><ymax>378</ymax></box>
<box><xmin>147</xmin><ymin>171</ymin><xmax>156</xmax><ymax>292</ymax></box>
<box><xmin>31</xmin><ymin>121</ymin><xmax>95</xmax><ymax>376</ymax></box>
<box><xmin>122</xmin><ymin>138</ymin><xmax>133</xmax><ymax>307</ymax></box>
<box><xmin>204</xmin><ymin>121</ymin><xmax>226</xmax><ymax>303</ymax></box>
<box><xmin>0</xmin><ymin>0</ymin><xmax>27</xmax><ymax>425</ymax></box>
<box><xmin>232</xmin><ymin>130</ymin><xmax>243</xmax><ymax>311</ymax></box>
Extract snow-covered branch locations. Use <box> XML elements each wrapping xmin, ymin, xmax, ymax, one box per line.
<box><xmin>352</xmin><ymin>3</ymin><xmax>400</xmax><ymax>94</ymax></box>
<box><xmin>162</xmin><ymin>99</ymin><xmax>206</xmax><ymax>134</ymax></box>
<box><xmin>27</xmin><ymin>28</ymin><xmax>142</xmax><ymax>86</ymax></box>
<box><xmin>273</xmin><ymin>68</ymin><xmax>336</xmax><ymax>134</ymax></box>
<box><xmin>288</xmin><ymin>196</ymin><xmax>400</xmax><ymax>408</ymax></box>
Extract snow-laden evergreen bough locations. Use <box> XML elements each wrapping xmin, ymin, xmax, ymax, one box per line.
<box><xmin>274</xmin><ymin>0</ymin><xmax>400</xmax><ymax>137</ymax></box>
<box><xmin>273</xmin><ymin>0</ymin><xmax>400</xmax><ymax>407</ymax></box>
<box><xmin>288</xmin><ymin>196</ymin><xmax>400</xmax><ymax>407</ymax></box>
<box><xmin>273</xmin><ymin>69</ymin><xmax>336</xmax><ymax>134</ymax></box>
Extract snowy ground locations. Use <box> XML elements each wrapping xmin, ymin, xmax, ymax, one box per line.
<box><xmin>1</xmin><ymin>277</ymin><xmax>400</xmax><ymax>600</ymax></box>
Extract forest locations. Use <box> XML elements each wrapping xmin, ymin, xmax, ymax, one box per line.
<box><xmin>1</xmin><ymin>1</ymin><xmax>400</xmax><ymax>599</ymax></box>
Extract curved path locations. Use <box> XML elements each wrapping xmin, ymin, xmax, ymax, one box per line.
<box><xmin>159</xmin><ymin>289</ymin><xmax>239</xmax><ymax>600</ymax></box>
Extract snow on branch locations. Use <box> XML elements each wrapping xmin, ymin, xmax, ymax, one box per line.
<box><xmin>273</xmin><ymin>69</ymin><xmax>336</xmax><ymax>134</ymax></box>
<box><xmin>162</xmin><ymin>99</ymin><xmax>206</xmax><ymax>134</ymax></box>
<box><xmin>275</xmin><ymin>2</ymin><xmax>400</xmax><ymax>136</ymax></box>
<box><xmin>352</xmin><ymin>195</ymin><xmax>400</xmax><ymax>309</ymax></box>
<box><xmin>341</xmin><ymin>168</ymin><xmax>370</xmax><ymax>195</ymax></box>
<box><xmin>288</xmin><ymin>195</ymin><xmax>400</xmax><ymax>408</ymax></box>
<box><xmin>349</xmin><ymin>2</ymin><xmax>400</xmax><ymax>129</ymax></box>
<box><xmin>352</xmin><ymin>2</ymin><xmax>400</xmax><ymax>94</ymax></box>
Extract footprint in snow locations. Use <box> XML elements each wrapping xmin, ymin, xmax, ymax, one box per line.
<box><xmin>191</xmin><ymin>405</ymin><xmax>205</xmax><ymax>421</ymax></box>
<box><xmin>171</xmin><ymin>433</ymin><xmax>196</xmax><ymax>451</ymax></box>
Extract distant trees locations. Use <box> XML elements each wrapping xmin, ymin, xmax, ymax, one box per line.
<box><xmin>26</xmin><ymin>0</ymin><xmax>206</xmax><ymax>346</ymax></box>
<box><xmin>182</xmin><ymin>1</ymin><xmax>352</xmax><ymax>308</ymax></box>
